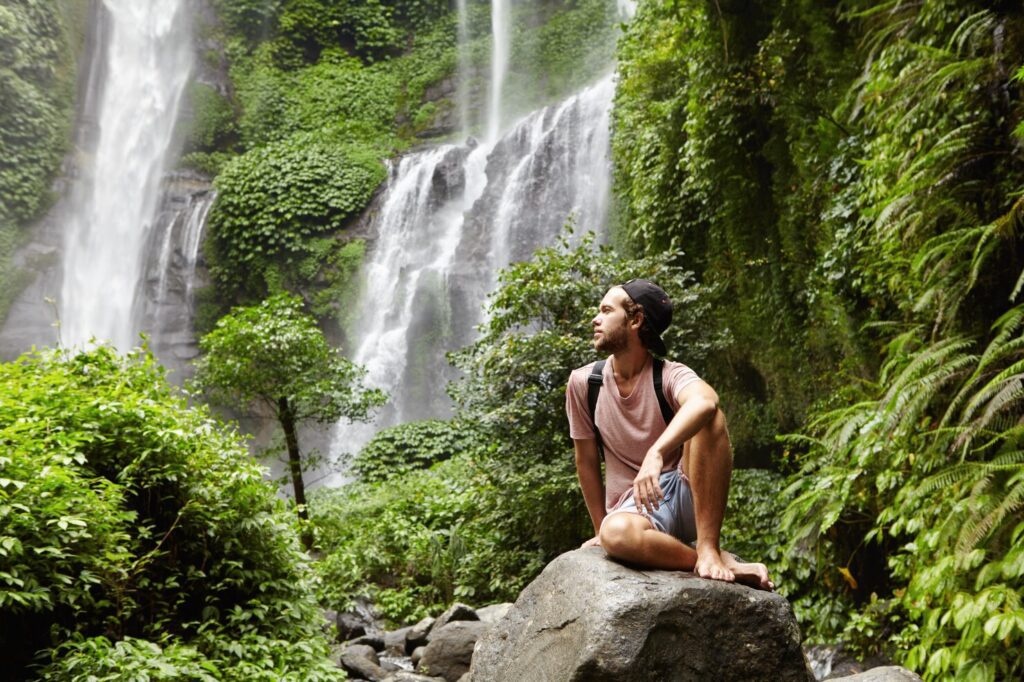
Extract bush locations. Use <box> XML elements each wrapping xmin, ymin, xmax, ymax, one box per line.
<box><xmin>352</xmin><ymin>418</ymin><xmax>490</xmax><ymax>483</ymax></box>
<box><xmin>0</xmin><ymin>345</ymin><xmax>341</xmax><ymax>679</ymax></box>
<box><xmin>311</xmin><ymin>448</ymin><xmax>544</xmax><ymax>624</ymax></box>
<box><xmin>206</xmin><ymin>132</ymin><xmax>385</xmax><ymax>296</ymax></box>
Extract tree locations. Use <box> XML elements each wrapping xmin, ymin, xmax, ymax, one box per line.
<box><xmin>192</xmin><ymin>294</ymin><xmax>386</xmax><ymax>530</ymax></box>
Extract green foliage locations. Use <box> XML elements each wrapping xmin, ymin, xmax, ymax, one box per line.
<box><xmin>612</xmin><ymin>0</ymin><xmax>1024</xmax><ymax>675</ymax></box>
<box><xmin>0</xmin><ymin>0</ymin><xmax>75</xmax><ymax>225</ymax></box>
<box><xmin>183</xmin><ymin>82</ymin><xmax>238</xmax><ymax>154</ymax></box>
<box><xmin>0</xmin><ymin>345</ymin><xmax>341</xmax><ymax>679</ymax></box>
<box><xmin>352</xmin><ymin>418</ymin><xmax>488</xmax><ymax>483</ymax></box>
<box><xmin>311</xmin><ymin>448</ymin><xmax>544</xmax><ymax>623</ymax></box>
<box><xmin>613</xmin><ymin>0</ymin><xmax>861</xmax><ymax>463</ymax></box>
<box><xmin>206</xmin><ymin>133</ymin><xmax>385</xmax><ymax>297</ymax></box>
<box><xmin>212</xmin><ymin>0</ymin><xmax>282</xmax><ymax>44</ymax></box>
<box><xmin>503</xmin><ymin>0</ymin><xmax>620</xmax><ymax>115</ymax></box>
<box><xmin>721</xmin><ymin>468</ymin><xmax>786</xmax><ymax>569</ymax></box>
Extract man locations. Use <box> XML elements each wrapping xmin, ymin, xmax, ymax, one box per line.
<box><xmin>565</xmin><ymin>279</ymin><xmax>772</xmax><ymax>589</ymax></box>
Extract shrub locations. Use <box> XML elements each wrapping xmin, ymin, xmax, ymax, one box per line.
<box><xmin>206</xmin><ymin>132</ymin><xmax>385</xmax><ymax>296</ymax></box>
<box><xmin>0</xmin><ymin>345</ymin><xmax>341</xmax><ymax>679</ymax></box>
<box><xmin>352</xmin><ymin>418</ymin><xmax>489</xmax><ymax>483</ymax></box>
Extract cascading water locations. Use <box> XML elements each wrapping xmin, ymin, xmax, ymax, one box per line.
<box><xmin>59</xmin><ymin>0</ymin><xmax>193</xmax><ymax>350</ymax></box>
<box><xmin>328</xmin><ymin>74</ymin><xmax>616</xmax><ymax>477</ymax></box>
<box><xmin>149</xmin><ymin>189</ymin><xmax>214</xmax><ymax>330</ymax></box>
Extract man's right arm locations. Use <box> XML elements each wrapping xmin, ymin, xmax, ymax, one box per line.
<box><xmin>574</xmin><ymin>438</ymin><xmax>605</xmax><ymax>540</ymax></box>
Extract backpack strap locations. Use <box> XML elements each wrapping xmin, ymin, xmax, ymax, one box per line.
<box><xmin>587</xmin><ymin>360</ymin><xmax>606</xmax><ymax>456</ymax></box>
<box><xmin>652</xmin><ymin>358</ymin><xmax>674</xmax><ymax>426</ymax></box>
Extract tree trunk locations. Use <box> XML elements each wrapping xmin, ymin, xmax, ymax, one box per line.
<box><xmin>278</xmin><ymin>397</ymin><xmax>311</xmax><ymax>548</ymax></box>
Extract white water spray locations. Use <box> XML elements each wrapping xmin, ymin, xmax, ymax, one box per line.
<box><xmin>59</xmin><ymin>0</ymin><xmax>192</xmax><ymax>350</ymax></box>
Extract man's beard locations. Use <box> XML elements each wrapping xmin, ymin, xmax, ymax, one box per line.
<box><xmin>594</xmin><ymin>326</ymin><xmax>627</xmax><ymax>354</ymax></box>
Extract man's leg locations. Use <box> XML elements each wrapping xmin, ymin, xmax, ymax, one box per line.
<box><xmin>599</xmin><ymin>512</ymin><xmax>697</xmax><ymax>570</ymax></box>
<box><xmin>600</xmin><ymin>512</ymin><xmax>775</xmax><ymax>589</ymax></box>
<box><xmin>687</xmin><ymin>409</ymin><xmax>734</xmax><ymax>581</ymax></box>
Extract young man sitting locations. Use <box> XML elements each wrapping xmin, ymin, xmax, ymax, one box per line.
<box><xmin>565</xmin><ymin>279</ymin><xmax>772</xmax><ymax>590</ymax></box>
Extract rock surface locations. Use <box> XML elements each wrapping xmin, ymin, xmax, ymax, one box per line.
<box><xmin>470</xmin><ymin>548</ymin><xmax>811</xmax><ymax>681</ymax></box>
<box><xmin>830</xmin><ymin>667</ymin><xmax>922</xmax><ymax>681</ymax></box>
<box><xmin>430</xmin><ymin>602</ymin><xmax>479</xmax><ymax>635</ymax></box>
<box><xmin>418</xmin><ymin>621</ymin><xmax>488</xmax><ymax>682</ymax></box>
<box><xmin>339</xmin><ymin>651</ymin><xmax>387</xmax><ymax>681</ymax></box>
<box><xmin>474</xmin><ymin>602</ymin><xmax>512</xmax><ymax>624</ymax></box>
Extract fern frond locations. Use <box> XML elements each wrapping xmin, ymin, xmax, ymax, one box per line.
<box><xmin>957</xmin><ymin>476</ymin><xmax>1024</xmax><ymax>553</ymax></box>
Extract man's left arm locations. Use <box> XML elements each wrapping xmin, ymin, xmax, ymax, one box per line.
<box><xmin>631</xmin><ymin>380</ymin><xmax>719</xmax><ymax>513</ymax></box>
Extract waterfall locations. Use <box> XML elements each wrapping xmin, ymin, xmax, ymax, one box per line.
<box><xmin>151</xmin><ymin>189</ymin><xmax>214</xmax><ymax>323</ymax></box>
<box><xmin>328</xmin><ymin>74</ymin><xmax>615</xmax><ymax>478</ymax></box>
<box><xmin>488</xmin><ymin>0</ymin><xmax>511</xmax><ymax>142</ymax></box>
<box><xmin>59</xmin><ymin>0</ymin><xmax>193</xmax><ymax>351</ymax></box>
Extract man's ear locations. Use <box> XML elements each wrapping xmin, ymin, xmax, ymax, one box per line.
<box><xmin>629</xmin><ymin>310</ymin><xmax>644</xmax><ymax>332</ymax></box>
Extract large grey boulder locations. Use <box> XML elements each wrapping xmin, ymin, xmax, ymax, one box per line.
<box><xmin>470</xmin><ymin>548</ymin><xmax>811</xmax><ymax>681</ymax></box>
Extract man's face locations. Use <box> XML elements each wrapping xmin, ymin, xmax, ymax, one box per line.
<box><xmin>592</xmin><ymin>287</ymin><xmax>633</xmax><ymax>354</ymax></box>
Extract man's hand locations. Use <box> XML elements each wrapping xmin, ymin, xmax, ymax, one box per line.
<box><xmin>580</xmin><ymin>536</ymin><xmax>602</xmax><ymax>548</ymax></box>
<box><xmin>632</xmin><ymin>450</ymin><xmax>664</xmax><ymax>514</ymax></box>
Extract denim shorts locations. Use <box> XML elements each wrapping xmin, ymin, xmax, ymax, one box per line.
<box><xmin>605</xmin><ymin>469</ymin><xmax>697</xmax><ymax>544</ymax></box>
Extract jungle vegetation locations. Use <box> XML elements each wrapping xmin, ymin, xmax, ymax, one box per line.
<box><xmin>1</xmin><ymin>0</ymin><xmax>1023</xmax><ymax>679</ymax></box>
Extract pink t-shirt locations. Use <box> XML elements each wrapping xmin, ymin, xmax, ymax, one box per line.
<box><xmin>566</xmin><ymin>355</ymin><xmax>701</xmax><ymax>511</ymax></box>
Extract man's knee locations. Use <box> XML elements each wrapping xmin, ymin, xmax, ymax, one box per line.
<box><xmin>600</xmin><ymin>513</ymin><xmax>643</xmax><ymax>559</ymax></box>
<box><xmin>694</xmin><ymin>407</ymin><xmax>731</xmax><ymax>449</ymax></box>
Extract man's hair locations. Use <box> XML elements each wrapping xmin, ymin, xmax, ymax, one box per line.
<box><xmin>623</xmin><ymin>296</ymin><xmax>660</xmax><ymax>351</ymax></box>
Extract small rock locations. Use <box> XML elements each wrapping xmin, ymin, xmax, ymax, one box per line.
<box><xmin>474</xmin><ymin>603</ymin><xmax>512</xmax><ymax>624</ymax></box>
<box><xmin>410</xmin><ymin>645</ymin><xmax>426</xmax><ymax>666</ymax></box>
<box><xmin>405</xmin><ymin>616</ymin><xmax>435</xmax><ymax>653</ymax></box>
<box><xmin>384</xmin><ymin>626</ymin><xmax>413</xmax><ymax>652</ymax></box>
<box><xmin>456</xmin><ymin>674</ymin><xmax>471</xmax><ymax>682</ymax></box>
<box><xmin>381</xmin><ymin>673</ymin><xmax>446</xmax><ymax>682</ymax></box>
<box><xmin>830</xmin><ymin>666</ymin><xmax>922</xmax><ymax>681</ymax></box>
<box><xmin>380</xmin><ymin>660</ymin><xmax>403</xmax><ymax>672</ymax></box>
<box><xmin>339</xmin><ymin>652</ymin><xmax>387</xmax><ymax>682</ymax></box>
<box><xmin>343</xmin><ymin>643</ymin><xmax>380</xmax><ymax>666</ymax></box>
<box><xmin>337</xmin><ymin>611</ymin><xmax>369</xmax><ymax>641</ymax></box>
<box><xmin>350</xmin><ymin>632</ymin><xmax>386</xmax><ymax>651</ymax></box>
<box><xmin>429</xmin><ymin>603</ymin><xmax>478</xmax><ymax>638</ymax></box>
<box><xmin>419</xmin><ymin>621</ymin><xmax>488</xmax><ymax>682</ymax></box>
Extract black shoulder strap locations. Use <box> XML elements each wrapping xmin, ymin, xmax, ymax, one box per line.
<box><xmin>652</xmin><ymin>358</ymin><xmax>674</xmax><ymax>426</ymax></box>
<box><xmin>587</xmin><ymin>358</ymin><xmax>674</xmax><ymax>458</ymax></box>
<box><xmin>587</xmin><ymin>360</ymin><xmax>606</xmax><ymax>456</ymax></box>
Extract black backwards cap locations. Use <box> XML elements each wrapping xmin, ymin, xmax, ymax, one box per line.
<box><xmin>620</xmin><ymin>278</ymin><xmax>673</xmax><ymax>356</ymax></box>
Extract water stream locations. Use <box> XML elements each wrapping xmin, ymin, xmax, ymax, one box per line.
<box><xmin>59</xmin><ymin>0</ymin><xmax>192</xmax><ymax>350</ymax></box>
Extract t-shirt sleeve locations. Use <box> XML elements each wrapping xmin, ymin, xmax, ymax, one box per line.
<box><xmin>664</xmin><ymin>361</ymin><xmax>701</xmax><ymax>412</ymax></box>
<box><xmin>565</xmin><ymin>367</ymin><xmax>596</xmax><ymax>440</ymax></box>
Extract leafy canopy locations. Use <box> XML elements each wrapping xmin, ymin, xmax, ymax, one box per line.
<box><xmin>192</xmin><ymin>293</ymin><xmax>385</xmax><ymax>425</ymax></box>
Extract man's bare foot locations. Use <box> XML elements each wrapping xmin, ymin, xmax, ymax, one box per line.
<box><xmin>695</xmin><ymin>546</ymin><xmax>735</xmax><ymax>582</ymax></box>
<box><xmin>723</xmin><ymin>552</ymin><xmax>774</xmax><ymax>591</ymax></box>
